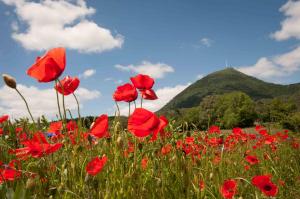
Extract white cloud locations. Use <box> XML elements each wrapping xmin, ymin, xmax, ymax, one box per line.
<box><xmin>200</xmin><ymin>37</ymin><xmax>213</xmax><ymax>47</ymax></box>
<box><xmin>196</xmin><ymin>74</ymin><xmax>204</xmax><ymax>79</ymax></box>
<box><xmin>237</xmin><ymin>0</ymin><xmax>300</xmax><ymax>81</ymax></box>
<box><xmin>115</xmin><ymin>61</ymin><xmax>175</xmax><ymax>79</ymax></box>
<box><xmin>271</xmin><ymin>0</ymin><xmax>300</xmax><ymax>41</ymax></box>
<box><xmin>1</xmin><ymin>0</ymin><xmax>124</xmax><ymax>53</ymax></box>
<box><xmin>0</xmin><ymin>84</ymin><xmax>100</xmax><ymax>119</ymax></box>
<box><xmin>80</xmin><ymin>69</ymin><xmax>96</xmax><ymax>79</ymax></box>
<box><xmin>117</xmin><ymin>83</ymin><xmax>191</xmax><ymax>115</ymax></box>
<box><xmin>11</xmin><ymin>21</ymin><xmax>18</xmax><ymax>31</ymax></box>
<box><xmin>104</xmin><ymin>78</ymin><xmax>123</xmax><ymax>84</ymax></box>
<box><xmin>237</xmin><ymin>46</ymin><xmax>300</xmax><ymax>79</ymax></box>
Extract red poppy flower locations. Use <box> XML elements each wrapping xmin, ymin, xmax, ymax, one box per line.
<box><xmin>86</xmin><ymin>155</ymin><xmax>108</xmax><ymax>176</ymax></box>
<box><xmin>48</xmin><ymin>121</ymin><xmax>63</xmax><ymax>134</ymax></box>
<box><xmin>207</xmin><ymin>137</ymin><xmax>223</xmax><ymax>147</ymax></box>
<box><xmin>55</xmin><ymin>76</ymin><xmax>80</xmax><ymax>95</ymax></box>
<box><xmin>66</xmin><ymin>120</ymin><xmax>78</xmax><ymax>132</ymax></box>
<box><xmin>0</xmin><ymin>128</ymin><xmax>3</xmax><ymax>136</ymax></box>
<box><xmin>128</xmin><ymin>108</ymin><xmax>160</xmax><ymax>137</ymax></box>
<box><xmin>220</xmin><ymin>179</ymin><xmax>238</xmax><ymax>199</ymax></box>
<box><xmin>252</xmin><ymin>175</ymin><xmax>278</xmax><ymax>197</ymax></box>
<box><xmin>208</xmin><ymin>125</ymin><xmax>221</xmax><ymax>134</ymax></box>
<box><xmin>161</xmin><ymin>144</ymin><xmax>172</xmax><ymax>155</ymax></box>
<box><xmin>245</xmin><ymin>155</ymin><xmax>259</xmax><ymax>165</ymax></box>
<box><xmin>130</xmin><ymin>74</ymin><xmax>154</xmax><ymax>90</ymax></box>
<box><xmin>13</xmin><ymin>132</ymin><xmax>63</xmax><ymax>159</ymax></box>
<box><xmin>0</xmin><ymin>115</ymin><xmax>9</xmax><ymax>123</ymax></box>
<box><xmin>141</xmin><ymin>89</ymin><xmax>158</xmax><ymax>100</ymax></box>
<box><xmin>199</xmin><ymin>180</ymin><xmax>205</xmax><ymax>191</ymax></box>
<box><xmin>89</xmin><ymin>114</ymin><xmax>110</xmax><ymax>138</ymax></box>
<box><xmin>150</xmin><ymin>115</ymin><xmax>168</xmax><ymax>141</ymax></box>
<box><xmin>0</xmin><ymin>160</ymin><xmax>22</xmax><ymax>183</ymax></box>
<box><xmin>27</xmin><ymin>47</ymin><xmax>66</xmax><ymax>82</ymax></box>
<box><xmin>113</xmin><ymin>83</ymin><xmax>138</xmax><ymax>102</ymax></box>
<box><xmin>141</xmin><ymin>157</ymin><xmax>148</xmax><ymax>170</ymax></box>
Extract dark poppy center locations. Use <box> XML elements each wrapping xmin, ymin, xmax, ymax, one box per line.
<box><xmin>263</xmin><ymin>184</ymin><xmax>272</xmax><ymax>191</ymax></box>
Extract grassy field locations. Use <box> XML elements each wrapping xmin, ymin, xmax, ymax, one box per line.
<box><xmin>0</xmin><ymin>119</ymin><xmax>299</xmax><ymax>199</ymax></box>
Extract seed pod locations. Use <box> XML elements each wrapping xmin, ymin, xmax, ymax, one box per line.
<box><xmin>2</xmin><ymin>74</ymin><xmax>17</xmax><ymax>89</ymax></box>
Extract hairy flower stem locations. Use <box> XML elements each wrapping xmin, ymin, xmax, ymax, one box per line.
<box><xmin>115</xmin><ymin>101</ymin><xmax>120</xmax><ymax>117</ymax></box>
<box><xmin>134</xmin><ymin>137</ymin><xmax>137</xmax><ymax>169</ymax></box>
<box><xmin>72</xmin><ymin>93</ymin><xmax>81</xmax><ymax>127</ymax></box>
<box><xmin>57</xmin><ymin>79</ymin><xmax>67</xmax><ymax>121</ymax></box>
<box><xmin>55</xmin><ymin>79</ymin><xmax>66</xmax><ymax>132</ymax></box>
<box><xmin>66</xmin><ymin>109</ymin><xmax>74</xmax><ymax>120</ymax></box>
<box><xmin>15</xmin><ymin>88</ymin><xmax>36</xmax><ymax>126</ymax></box>
<box><xmin>55</xmin><ymin>80</ymin><xmax>63</xmax><ymax>122</ymax></box>
<box><xmin>140</xmin><ymin>97</ymin><xmax>143</xmax><ymax>108</ymax></box>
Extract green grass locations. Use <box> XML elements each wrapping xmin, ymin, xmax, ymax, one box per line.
<box><xmin>0</xmin><ymin>121</ymin><xmax>300</xmax><ymax>199</ymax></box>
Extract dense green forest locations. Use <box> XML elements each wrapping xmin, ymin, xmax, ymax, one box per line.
<box><xmin>164</xmin><ymin>91</ymin><xmax>300</xmax><ymax>131</ymax></box>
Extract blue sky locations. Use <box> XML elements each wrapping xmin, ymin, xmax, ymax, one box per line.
<box><xmin>1</xmin><ymin>0</ymin><xmax>300</xmax><ymax>119</ymax></box>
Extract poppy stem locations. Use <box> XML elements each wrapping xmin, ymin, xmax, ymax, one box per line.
<box><xmin>56</xmin><ymin>79</ymin><xmax>67</xmax><ymax>123</ymax></box>
<box><xmin>66</xmin><ymin>109</ymin><xmax>74</xmax><ymax>120</ymax></box>
<box><xmin>115</xmin><ymin>101</ymin><xmax>120</xmax><ymax>117</ymax></box>
<box><xmin>134</xmin><ymin>137</ymin><xmax>137</xmax><ymax>168</ymax></box>
<box><xmin>15</xmin><ymin>88</ymin><xmax>36</xmax><ymax>126</ymax></box>
<box><xmin>72</xmin><ymin>93</ymin><xmax>81</xmax><ymax>123</ymax></box>
<box><xmin>55</xmin><ymin>80</ymin><xmax>63</xmax><ymax>123</ymax></box>
<box><xmin>140</xmin><ymin>97</ymin><xmax>143</xmax><ymax>108</ymax></box>
<box><xmin>133</xmin><ymin>100</ymin><xmax>137</xmax><ymax>109</ymax></box>
<box><xmin>62</xmin><ymin>92</ymin><xmax>67</xmax><ymax>121</ymax></box>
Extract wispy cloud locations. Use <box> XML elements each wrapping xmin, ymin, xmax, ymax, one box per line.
<box><xmin>115</xmin><ymin>61</ymin><xmax>174</xmax><ymax>79</ymax></box>
<box><xmin>236</xmin><ymin>0</ymin><xmax>300</xmax><ymax>81</ymax></box>
<box><xmin>196</xmin><ymin>74</ymin><xmax>204</xmax><ymax>79</ymax></box>
<box><xmin>80</xmin><ymin>69</ymin><xmax>96</xmax><ymax>79</ymax></box>
<box><xmin>104</xmin><ymin>78</ymin><xmax>123</xmax><ymax>84</ymax></box>
<box><xmin>200</xmin><ymin>37</ymin><xmax>213</xmax><ymax>47</ymax></box>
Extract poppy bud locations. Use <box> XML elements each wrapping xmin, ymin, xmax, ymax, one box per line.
<box><xmin>2</xmin><ymin>74</ymin><xmax>17</xmax><ymax>89</ymax></box>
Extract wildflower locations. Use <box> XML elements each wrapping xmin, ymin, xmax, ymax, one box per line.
<box><xmin>141</xmin><ymin>157</ymin><xmax>148</xmax><ymax>170</ymax></box>
<box><xmin>90</xmin><ymin>114</ymin><xmax>110</xmax><ymax>138</ymax></box>
<box><xmin>128</xmin><ymin>108</ymin><xmax>160</xmax><ymax>137</ymax></box>
<box><xmin>55</xmin><ymin>76</ymin><xmax>80</xmax><ymax>95</ymax></box>
<box><xmin>0</xmin><ymin>160</ymin><xmax>22</xmax><ymax>184</ymax></box>
<box><xmin>130</xmin><ymin>74</ymin><xmax>154</xmax><ymax>90</ymax></box>
<box><xmin>208</xmin><ymin>125</ymin><xmax>221</xmax><ymax>134</ymax></box>
<box><xmin>161</xmin><ymin>144</ymin><xmax>172</xmax><ymax>155</ymax></box>
<box><xmin>0</xmin><ymin>115</ymin><xmax>9</xmax><ymax>124</ymax></box>
<box><xmin>251</xmin><ymin>175</ymin><xmax>278</xmax><ymax>197</ymax></box>
<box><xmin>13</xmin><ymin>132</ymin><xmax>63</xmax><ymax>159</ymax></box>
<box><xmin>220</xmin><ymin>179</ymin><xmax>238</xmax><ymax>199</ymax></box>
<box><xmin>199</xmin><ymin>180</ymin><xmax>205</xmax><ymax>191</ymax></box>
<box><xmin>150</xmin><ymin>115</ymin><xmax>168</xmax><ymax>141</ymax></box>
<box><xmin>245</xmin><ymin>155</ymin><xmax>259</xmax><ymax>165</ymax></box>
<box><xmin>27</xmin><ymin>47</ymin><xmax>66</xmax><ymax>82</ymax></box>
<box><xmin>140</xmin><ymin>89</ymin><xmax>158</xmax><ymax>100</ymax></box>
<box><xmin>86</xmin><ymin>155</ymin><xmax>108</xmax><ymax>176</ymax></box>
<box><xmin>113</xmin><ymin>83</ymin><xmax>138</xmax><ymax>102</ymax></box>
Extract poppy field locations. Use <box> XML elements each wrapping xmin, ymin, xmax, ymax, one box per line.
<box><xmin>1</xmin><ymin>48</ymin><xmax>300</xmax><ymax>199</ymax></box>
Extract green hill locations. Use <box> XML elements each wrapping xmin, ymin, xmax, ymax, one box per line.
<box><xmin>159</xmin><ymin>68</ymin><xmax>300</xmax><ymax>113</ymax></box>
